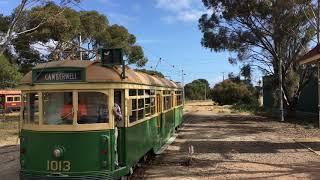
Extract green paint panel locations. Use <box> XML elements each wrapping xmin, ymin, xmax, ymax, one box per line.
<box><xmin>20</xmin><ymin>130</ymin><xmax>114</xmax><ymax>177</ymax></box>
<box><xmin>20</xmin><ymin>109</ymin><xmax>183</xmax><ymax>179</ymax></box>
<box><xmin>125</xmin><ymin>117</ymin><xmax>158</xmax><ymax>167</ymax></box>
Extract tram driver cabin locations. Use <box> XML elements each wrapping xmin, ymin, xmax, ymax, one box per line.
<box><xmin>19</xmin><ymin>59</ymin><xmax>183</xmax><ymax>179</ymax></box>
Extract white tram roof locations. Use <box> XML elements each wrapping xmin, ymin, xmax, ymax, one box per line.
<box><xmin>21</xmin><ymin>60</ymin><xmax>182</xmax><ymax>89</ymax></box>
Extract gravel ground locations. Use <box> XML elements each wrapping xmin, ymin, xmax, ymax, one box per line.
<box><xmin>1</xmin><ymin>103</ymin><xmax>320</xmax><ymax>180</ymax></box>
<box><xmin>133</xmin><ymin>102</ymin><xmax>320</xmax><ymax>180</ymax></box>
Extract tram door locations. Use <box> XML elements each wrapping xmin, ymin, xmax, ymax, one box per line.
<box><xmin>114</xmin><ymin>90</ymin><xmax>125</xmax><ymax>167</ymax></box>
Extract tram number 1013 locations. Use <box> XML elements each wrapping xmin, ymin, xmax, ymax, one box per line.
<box><xmin>47</xmin><ymin>160</ymin><xmax>71</xmax><ymax>171</ymax></box>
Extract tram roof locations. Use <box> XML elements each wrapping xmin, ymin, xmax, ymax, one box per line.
<box><xmin>21</xmin><ymin>60</ymin><xmax>182</xmax><ymax>89</ymax></box>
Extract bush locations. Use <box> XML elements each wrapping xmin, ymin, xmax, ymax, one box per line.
<box><xmin>211</xmin><ymin>80</ymin><xmax>258</xmax><ymax>105</ymax></box>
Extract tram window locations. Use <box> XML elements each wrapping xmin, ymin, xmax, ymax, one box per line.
<box><xmin>138</xmin><ymin>89</ymin><xmax>144</xmax><ymax>96</ymax></box>
<box><xmin>77</xmin><ymin>92</ymin><xmax>109</xmax><ymax>124</ymax></box>
<box><xmin>176</xmin><ymin>95</ymin><xmax>182</xmax><ymax>106</ymax></box>
<box><xmin>7</xmin><ymin>96</ymin><xmax>13</xmax><ymax>102</ymax></box>
<box><xmin>150</xmin><ymin>89</ymin><xmax>155</xmax><ymax>95</ymax></box>
<box><xmin>138</xmin><ymin>109</ymin><xmax>144</xmax><ymax>119</ymax></box>
<box><xmin>130</xmin><ymin>99</ymin><xmax>138</xmax><ymax>123</ymax></box>
<box><xmin>145</xmin><ymin>90</ymin><xmax>150</xmax><ymax>95</ymax></box>
<box><xmin>43</xmin><ymin>92</ymin><xmax>73</xmax><ymax>125</ymax></box>
<box><xmin>145</xmin><ymin>98</ymin><xmax>151</xmax><ymax>117</ymax></box>
<box><xmin>132</xmin><ymin>99</ymin><xmax>137</xmax><ymax>110</ymax></box>
<box><xmin>138</xmin><ymin>99</ymin><xmax>144</xmax><ymax>109</ymax></box>
<box><xmin>129</xmin><ymin>111</ymin><xmax>137</xmax><ymax>123</ymax></box>
<box><xmin>129</xmin><ymin>89</ymin><xmax>137</xmax><ymax>96</ymax></box>
<box><xmin>163</xmin><ymin>96</ymin><xmax>172</xmax><ymax>110</ymax></box>
<box><xmin>14</xmin><ymin>96</ymin><xmax>20</xmax><ymax>102</ymax></box>
<box><xmin>24</xmin><ymin>93</ymin><xmax>39</xmax><ymax>124</ymax></box>
<box><xmin>150</xmin><ymin>97</ymin><xmax>156</xmax><ymax>114</ymax></box>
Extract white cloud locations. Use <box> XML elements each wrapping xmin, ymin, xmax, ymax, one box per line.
<box><xmin>155</xmin><ymin>0</ymin><xmax>205</xmax><ymax>23</ymax></box>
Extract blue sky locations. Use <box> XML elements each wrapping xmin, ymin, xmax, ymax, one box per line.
<box><xmin>0</xmin><ymin>0</ymin><xmax>257</xmax><ymax>86</ymax></box>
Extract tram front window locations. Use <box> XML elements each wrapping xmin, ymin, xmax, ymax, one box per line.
<box><xmin>77</xmin><ymin>92</ymin><xmax>108</xmax><ymax>124</ymax></box>
<box><xmin>43</xmin><ymin>92</ymin><xmax>73</xmax><ymax>125</ymax></box>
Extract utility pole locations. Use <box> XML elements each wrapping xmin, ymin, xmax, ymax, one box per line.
<box><xmin>79</xmin><ymin>33</ymin><xmax>82</xmax><ymax>60</ymax></box>
<box><xmin>222</xmin><ymin>72</ymin><xmax>225</xmax><ymax>81</ymax></box>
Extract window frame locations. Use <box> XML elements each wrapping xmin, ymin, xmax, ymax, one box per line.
<box><xmin>21</xmin><ymin>90</ymin><xmax>112</xmax><ymax>131</ymax></box>
<box><xmin>128</xmin><ymin>88</ymin><xmax>157</xmax><ymax>125</ymax></box>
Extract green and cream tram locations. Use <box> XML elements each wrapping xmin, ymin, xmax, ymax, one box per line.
<box><xmin>19</xmin><ymin>59</ymin><xmax>183</xmax><ymax>179</ymax></box>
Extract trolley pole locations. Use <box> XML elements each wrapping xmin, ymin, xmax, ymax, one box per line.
<box><xmin>79</xmin><ymin>33</ymin><xmax>82</xmax><ymax>61</ymax></box>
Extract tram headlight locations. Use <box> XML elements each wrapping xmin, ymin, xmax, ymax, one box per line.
<box><xmin>53</xmin><ymin>148</ymin><xmax>64</xmax><ymax>158</ymax></box>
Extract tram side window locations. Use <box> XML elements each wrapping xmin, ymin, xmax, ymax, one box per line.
<box><xmin>163</xmin><ymin>96</ymin><xmax>172</xmax><ymax>111</ymax></box>
<box><xmin>43</xmin><ymin>92</ymin><xmax>73</xmax><ymax>125</ymax></box>
<box><xmin>129</xmin><ymin>99</ymin><xmax>137</xmax><ymax>123</ymax></box>
<box><xmin>176</xmin><ymin>95</ymin><xmax>182</xmax><ymax>106</ymax></box>
<box><xmin>78</xmin><ymin>92</ymin><xmax>109</xmax><ymax>124</ymax></box>
<box><xmin>23</xmin><ymin>93</ymin><xmax>39</xmax><ymax>124</ymax></box>
<box><xmin>129</xmin><ymin>89</ymin><xmax>137</xmax><ymax>96</ymax></box>
<box><xmin>138</xmin><ymin>98</ymin><xmax>144</xmax><ymax>119</ymax></box>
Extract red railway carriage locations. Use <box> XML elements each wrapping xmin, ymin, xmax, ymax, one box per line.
<box><xmin>0</xmin><ymin>90</ymin><xmax>22</xmax><ymax>112</ymax></box>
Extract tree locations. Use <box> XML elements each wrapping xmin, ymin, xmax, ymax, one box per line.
<box><xmin>0</xmin><ymin>0</ymin><xmax>80</xmax><ymax>54</ymax></box>
<box><xmin>1</xmin><ymin>1</ymin><xmax>148</xmax><ymax>73</ymax></box>
<box><xmin>199</xmin><ymin>0</ymin><xmax>316</xmax><ymax>110</ymax></box>
<box><xmin>0</xmin><ymin>55</ymin><xmax>22</xmax><ymax>88</ymax></box>
<box><xmin>184</xmin><ymin>79</ymin><xmax>210</xmax><ymax>100</ymax></box>
<box><xmin>240</xmin><ymin>64</ymin><xmax>252</xmax><ymax>84</ymax></box>
<box><xmin>135</xmin><ymin>69</ymin><xmax>165</xmax><ymax>78</ymax></box>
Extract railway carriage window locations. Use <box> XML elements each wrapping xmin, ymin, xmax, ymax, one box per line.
<box><xmin>129</xmin><ymin>89</ymin><xmax>137</xmax><ymax>96</ymax></box>
<box><xmin>14</xmin><ymin>96</ymin><xmax>20</xmax><ymax>102</ymax></box>
<box><xmin>43</xmin><ymin>92</ymin><xmax>73</xmax><ymax>125</ymax></box>
<box><xmin>77</xmin><ymin>92</ymin><xmax>109</xmax><ymax>124</ymax></box>
<box><xmin>24</xmin><ymin>93</ymin><xmax>39</xmax><ymax>124</ymax></box>
<box><xmin>7</xmin><ymin>96</ymin><xmax>13</xmax><ymax>102</ymax></box>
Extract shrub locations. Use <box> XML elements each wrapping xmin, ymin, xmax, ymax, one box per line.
<box><xmin>211</xmin><ymin>80</ymin><xmax>258</xmax><ymax>105</ymax></box>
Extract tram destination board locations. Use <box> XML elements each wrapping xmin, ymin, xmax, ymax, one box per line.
<box><xmin>32</xmin><ymin>68</ymin><xmax>85</xmax><ymax>83</ymax></box>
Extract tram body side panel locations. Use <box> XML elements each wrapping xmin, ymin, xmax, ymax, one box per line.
<box><xmin>175</xmin><ymin>106</ymin><xmax>183</xmax><ymax>127</ymax></box>
<box><xmin>125</xmin><ymin>117</ymin><xmax>158</xmax><ymax>167</ymax></box>
<box><xmin>161</xmin><ymin>109</ymin><xmax>175</xmax><ymax>143</ymax></box>
<box><xmin>20</xmin><ymin>130</ymin><xmax>114</xmax><ymax>175</ymax></box>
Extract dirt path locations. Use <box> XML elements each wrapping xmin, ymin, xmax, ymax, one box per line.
<box><xmin>135</xmin><ymin>106</ymin><xmax>320</xmax><ymax>179</ymax></box>
<box><xmin>0</xmin><ymin>145</ymin><xmax>19</xmax><ymax>180</ymax></box>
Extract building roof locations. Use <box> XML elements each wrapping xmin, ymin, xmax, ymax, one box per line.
<box><xmin>0</xmin><ymin>90</ymin><xmax>21</xmax><ymax>95</ymax></box>
<box><xmin>298</xmin><ymin>44</ymin><xmax>320</xmax><ymax>65</ymax></box>
<box><xmin>21</xmin><ymin>60</ymin><xmax>182</xmax><ymax>89</ymax></box>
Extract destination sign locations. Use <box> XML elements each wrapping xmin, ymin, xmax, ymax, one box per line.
<box><xmin>33</xmin><ymin>69</ymin><xmax>85</xmax><ymax>83</ymax></box>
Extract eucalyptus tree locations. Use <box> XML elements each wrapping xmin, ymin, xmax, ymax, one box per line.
<box><xmin>199</xmin><ymin>0</ymin><xmax>317</xmax><ymax>110</ymax></box>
